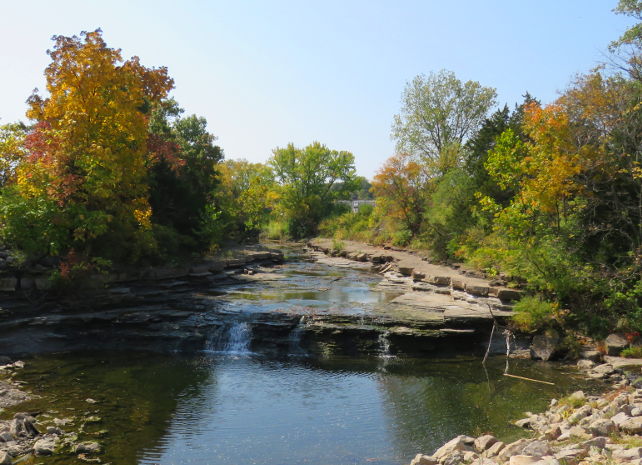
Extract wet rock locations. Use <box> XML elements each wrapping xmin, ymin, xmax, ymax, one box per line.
<box><xmin>605</xmin><ymin>333</ymin><xmax>629</xmax><ymax>356</ymax></box>
<box><xmin>33</xmin><ymin>436</ymin><xmax>57</xmax><ymax>455</ymax></box>
<box><xmin>409</xmin><ymin>454</ymin><xmax>438</xmax><ymax>465</ymax></box>
<box><xmin>531</xmin><ymin>329</ymin><xmax>560</xmax><ymax>361</ymax></box>
<box><xmin>474</xmin><ymin>434</ymin><xmax>497</xmax><ymax>452</ymax></box>
<box><xmin>10</xmin><ymin>413</ymin><xmax>38</xmax><ymax>438</ymax></box>
<box><xmin>75</xmin><ymin>441</ymin><xmax>102</xmax><ymax>454</ymax></box>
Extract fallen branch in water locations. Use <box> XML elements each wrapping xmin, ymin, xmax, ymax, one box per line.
<box><xmin>503</xmin><ymin>373</ymin><xmax>555</xmax><ymax>385</ymax></box>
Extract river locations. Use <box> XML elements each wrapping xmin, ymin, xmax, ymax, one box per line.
<box><xmin>8</xmin><ymin>248</ymin><xmax>596</xmax><ymax>465</ymax></box>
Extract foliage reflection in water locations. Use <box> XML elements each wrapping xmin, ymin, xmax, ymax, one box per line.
<box><xmin>11</xmin><ymin>352</ymin><xmax>599</xmax><ymax>465</ymax></box>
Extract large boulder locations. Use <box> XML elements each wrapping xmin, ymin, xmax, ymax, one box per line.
<box><xmin>605</xmin><ymin>333</ymin><xmax>629</xmax><ymax>356</ymax></box>
<box><xmin>33</xmin><ymin>436</ymin><xmax>57</xmax><ymax>455</ymax></box>
<box><xmin>531</xmin><ymin>330</ymin><xmax>560</xmax><ymax>361</ymax></box>
<box><xmin>474</xmin><ymin>434</ymin><xmax>498</xmax><ymax>452</ymax></box>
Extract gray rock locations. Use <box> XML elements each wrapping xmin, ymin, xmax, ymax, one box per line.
<box><xmin>568</xmin><ymin>405</ymin><xmax>592</xmax><ymax>424</ymax></box>
<box><xmin>75</xmin><ymin>441</ymin><xmax>102</xmax><ymax>454</ymax></box>
<box><xmin>581</xmin><ymin>436</ymin><xmax>608</xmax><ymax>449</ymax></box>
<box><xmin>521</xmin><ymin>440</ymin><xmax>551</xmax><ymax>457</ymax></box>
<box><xmin>474</xmin><ymin>434</ymin><xmax>498</xmax><ymax>452</ymax></box>
<box><xmin>33</xmin><ymin>436</ymin><xmax>57</xmax><ymax>455</ymax></box>
<box><xmin>543</xmin><ymin>425</ymin><xmax>561</xmax><ymax>440</ymax></box>
<box><xmin>605</xmin><ymin>333</ymin><xmax>629</xmax><ymax>355</ymax></box>
<box><xmin>610</xmin><ymin>411</ymin><xmax>629</xmax><ymax>427</ymax></box>
<box><xmin>591</xmin><ymin>363</ymin><xmax>615</xmax><ymax>376</ymax></box>
<box><xmin>589</xmin><ymin>418</ymin><xmax>616</xmax><ymax>436</ymax></box>
<box><xmin>580</xmin><ymin>349</ymin><xmax>602</xmax><ymax>362</ymax></box>
<box><xmin>577</xmin><ymin>359</ymin><xmax>595</xmax><ymax>370</ymax></box>
<box><xmin>554</xmin><ymin>448</ymin><xmax>587</xmax><ymax>464</ymax></box>
<box><xmin>620</xmin><ymin>416</ymin><xmax>642</xmax><ymax>434</ymax></box>
<box><xmin>613</xmin><ymin>447</ymin><xmax>642</xmax><ymax>461</ymax></box>
<box><xmin>531</xmin><ymin>330</ymin><xmax>560</xmax><ymax>361</ymax></box>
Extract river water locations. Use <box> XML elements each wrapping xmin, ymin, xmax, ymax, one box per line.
<box><xmin>9</xmin><ymin>252</ymin><xmax>598</xmax><ymax>465</ymax></box>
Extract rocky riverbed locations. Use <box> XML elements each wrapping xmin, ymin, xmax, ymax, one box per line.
<box><xmin>408</xmin><ymin>359</ymin><xmax>642</xmax><ymax>465</ymax></box>
<box><xmin>0</xmin><ymin>359</ymin><xmax>104</xmax><ymax>464</ymax></box>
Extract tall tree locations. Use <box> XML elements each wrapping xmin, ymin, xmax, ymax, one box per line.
<box><xmin>7</xmin><ymin>29</ymin><xmax>173</xmax><ymax>263</ymax></box>
<box><xmin>391</xmin><ymin>70</ymin><xmax>497</xmax><ymax>172</ymax></box>
<box><xmin>270</xmin><ymin>142</ymin><xmax>357</xmax><ymax>238</ymax></box>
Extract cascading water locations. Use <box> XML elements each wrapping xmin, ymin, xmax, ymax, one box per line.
<box><xmin>377</xmin><ymin>330</ymin><xmax>393</xmax><ymax>359</ymax></box>
<box><xmin>224</xmin><ymin>321</ymin><xmax>252</xmax><ymax>354</ymax></box>
<box><xmin>204</xmin><ymin>322</ymin><xmax>252</xmax><ymax>354</ymax></box>
<box><xmin>288</xmin><ymin>316</ymin><xmax>307</xmax><ymax>356</ymax></box>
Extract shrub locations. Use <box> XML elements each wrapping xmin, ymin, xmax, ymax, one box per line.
<box><xmin>621</xmin><ymin>346</ymin><xmax>642</xmax><ymax>358</ymax></box>
<box><xmin>512</xmin><ymin>295</ymin><xmax>562</xmax><ymax>332</ymax></box>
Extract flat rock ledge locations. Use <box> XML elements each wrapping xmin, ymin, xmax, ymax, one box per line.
<box><xmin>307</xmin><ymin>239</ymin><xmax>518</xmax><ymax>333</ymax></box>
<box><xmin>408</xmin><ymin>362</ymin><xmax>642</xmax><ymax>465</ymax></box>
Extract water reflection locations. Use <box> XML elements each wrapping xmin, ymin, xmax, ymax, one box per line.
<box><xmin>11</xmin><ymin>353</ymin><xmax>600</xmax><ymax>465</ymax></box>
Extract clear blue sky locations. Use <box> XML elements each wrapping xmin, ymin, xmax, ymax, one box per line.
<box><xmin>0</xmin><ymin>1</ymin><xmax>636</xmax><ymax>179</ymax></box>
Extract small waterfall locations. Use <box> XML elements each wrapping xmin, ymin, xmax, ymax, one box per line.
<box><xmin>204</xmin><ymin>322</ymin><xmax>252</xmax><ymax>354</ymax></box>
<box><xmin>378</xmin><ymin>330</ymin><xmax>393</xmax><ymax>359</ymax></box>
<box><xmin>224</xmin><ymin>322</ymin><xmax>252</xmax><ymax>354</ymax></box>
<box><xmin>288</xmin><ymin>316</ymin><xmax>307</xmax><ymax>356</ymax></box>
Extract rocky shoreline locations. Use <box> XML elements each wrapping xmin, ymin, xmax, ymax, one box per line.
<box><xmin>0</xmin><ymin>359</ymin><xmax>104</xmax><ymax>464</ymax></box>
<box><xmin>408</xmin><ymin>359</ymin><xmax>642</xmax><ymax>465</ymax></box>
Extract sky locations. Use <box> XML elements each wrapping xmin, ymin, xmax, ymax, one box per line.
<box><xmin>0</xmin><ymin>0</ymin><xmax>637</xmax><ymax>179</ymax></box>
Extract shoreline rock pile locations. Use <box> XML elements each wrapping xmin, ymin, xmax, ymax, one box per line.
<box><xmin>409</xmin><ymin>361</ymin><xmax>642</xmax><ymax>465</ymax></box>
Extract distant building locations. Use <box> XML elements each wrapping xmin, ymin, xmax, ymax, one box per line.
<box><xmin>337</xmin><ymin>199</ymin><xmax>376</xmax><ymax>213</ymax></box>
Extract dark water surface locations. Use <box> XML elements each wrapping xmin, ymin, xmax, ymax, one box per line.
<box><xmin>12</xmin><ymin>353</ymin><xmax>596</xmax><ymax>465</ymax></box>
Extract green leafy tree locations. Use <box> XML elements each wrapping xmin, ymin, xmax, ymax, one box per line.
<box><xmin>148</xmin><ymin>100</ymin><xmax>223</xmax><ymax>253</ymax></box>
<box><xmin>270</xmin><ymin>142</ymin><xmax>357</xmax><ymax>238</ymax></box>
<box><xmin>391</xmin><ymin>70</ymin><xmax>497</xmax><ymax>172</ymax></box>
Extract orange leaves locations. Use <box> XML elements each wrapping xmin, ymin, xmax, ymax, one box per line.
<box><xmin>371</xmin><ymin>153</ymin><xmax>429</xmax><ymax>234</ymax></box>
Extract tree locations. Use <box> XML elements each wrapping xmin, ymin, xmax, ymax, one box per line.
<box><xmin>391</xmin><ymin>70</ymin><xmax>497</xmax><ymax>171</ymax></box>
<box><xmin>214</xmin><ymin>160</ymin><xmax>275</xmax><ymax>237</ymax></box>
<box><xmin>0</xmin><ymin>122</ymin><xmax>27</xmax><ymax>187</ymax></box>
<box><xmin>270</xmin><ymin>142</ymin><xmax>357</xmax><ymax>238</ymax></box>
<box><xmin>370</xmin><ymin>153</ymin><xmax>429</xmax><ymax>237</ymax></box>
<box><xmin>5</xmin><ymin>29</ymin><xmax>173</xmax><ymax>263</ymax></box>
<box><xmin>148</xmin><ymin>100</ymin><xmax>223</xmax><ymax>252</ymax></box>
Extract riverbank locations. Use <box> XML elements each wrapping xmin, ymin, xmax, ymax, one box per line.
<box><xmin>408</xmin><ymin>360</ymin><xmax>642</xmax><ymax>465</ymax></box>
<box><xmin>0</xmin><ymin>359</ymin><xmax>102</xmax><ymax>464</ymax></box>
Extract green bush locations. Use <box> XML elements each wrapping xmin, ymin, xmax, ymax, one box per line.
<box><xmin>512</xmin><ymin>296</ymin><xmax>561</xmax><ymax>332</ymax></box>
<box><xmin>621</xmin><ymin>346</ymin><xmax>642</xmax><ymax>358</ymax></box>
<box><xmin>263</xmin><ymin>219</ymin><xmax>289</xmax><ymax>241</ymax></box>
